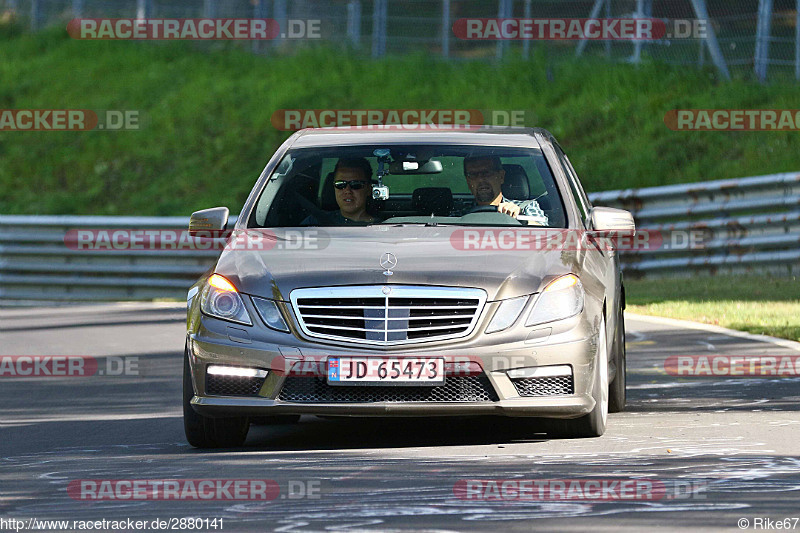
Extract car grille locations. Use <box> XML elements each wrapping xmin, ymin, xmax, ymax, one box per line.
<box><xmin>206</xmin><ymin>374</ymin><xmax>266</xmax><ymax>397</ymax></box>
<box><xmin>511</xmin><ymin>376</ymin><xmax>574</xmax><ymax>396</ymax></box>
<box><xmin>290</xmin><ymin>286</ymin><xmax>487</xmax><ymax>346</ymax></box>
<box><xmin>278</xmin><ymin>375</ymin><xmax>499</xmax><ymax>403</ymax></box>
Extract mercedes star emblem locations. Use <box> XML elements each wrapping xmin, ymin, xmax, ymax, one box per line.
<box><xmin>380</xmin><ymin>252</ymin><xmax>397</xmax><ymax>276</ymax></box>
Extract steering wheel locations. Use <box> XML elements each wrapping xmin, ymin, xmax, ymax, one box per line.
<box><xmin>463</xmin><ymin>203</ymin><xmax>522</xmax><ymax>225</ymax></box>
<box><xmin>466</xmin><ymin>205</ymin><xmax>500</xmax><ymax>214</ymax></box>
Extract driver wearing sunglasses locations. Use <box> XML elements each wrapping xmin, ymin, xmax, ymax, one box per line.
<box><xmin>302</xmin><ymin>158</ymin><xmax>378</xmax><ymax>226</ymax></box>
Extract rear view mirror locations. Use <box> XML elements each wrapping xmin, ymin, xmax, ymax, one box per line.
<box><xmin>189</xmin><ymin>207</ymin><xmax>229</xmax><ymax>236</ymax></box>
<box><xmin>590</xmin><ymin>207</ymin><xmax>635</xmax><ymax>234</ymax></box>
<box><xmin>388</xmin><ymin>160</ymin><xmax>443</xmax><ymax>174</ymax></box>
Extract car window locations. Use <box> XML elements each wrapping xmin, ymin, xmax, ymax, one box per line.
<box><xmin>554</xmin><ymin>145</ymin><xmax>589</xmax><ymax>225</ymax></box>
<box><xmin>249</xmin><ymin>144</ymin><xmax>567</xmax><ymax>229</ymax></box>
<box><xmin>563</xmin><ymin>153</ymin><xmax>592</xmax><ymax>211</ymax></box>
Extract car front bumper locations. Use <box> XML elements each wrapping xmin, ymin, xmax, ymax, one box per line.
<box><xmin>191</xmin><ymin>395</ymin><xmax>594</xmax><ymax>418</ymax></box>
<box><xmin>186</xmin><ymin>308</ymin><xmax>601</xmax><ymax>420</ymax></box>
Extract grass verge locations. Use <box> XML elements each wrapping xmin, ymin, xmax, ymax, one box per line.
<box><xmin>625</xmin><ymin>275</ymin><xmax>800</xmax><ymax>342</ymax></box>
<box><xmin>2</xmin><ymin>26</ymin><xmax>800</xmax><ymax>215</ymax></box>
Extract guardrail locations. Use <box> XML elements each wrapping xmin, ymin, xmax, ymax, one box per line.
<box><xmin>587</xmin><ymin>171</ymin><xmax>800</xmax><ymax>277</ymax></box>
<box><xmin>0</xmin><ymin>215</ymin><xmax>236</xmax><ymax>302</ymax></box>
<box><xmin>1</xmin><ymin>172</ymin><xmax>797</xmax><ymax>302</ymax></box>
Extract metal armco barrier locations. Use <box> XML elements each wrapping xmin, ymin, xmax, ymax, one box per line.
<box><xmin>587</xmin><ymin>171</ymin><xmax>800</xmax><ymax>277</ymax></box>
<box><xmin>0</xmin><ymin>215</ymin><xmax>235</xmax><ymax>302</ymax></box>
<box><xmin>1</xmin><ymin>172</ymin><xmax>797</xmax><ymax>302</ymax></box>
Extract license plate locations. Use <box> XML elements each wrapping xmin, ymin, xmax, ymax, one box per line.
<box><xmin>327</xmin><ymin>357</ymin><xmax>445</xmax><ymax>386</ymax></box>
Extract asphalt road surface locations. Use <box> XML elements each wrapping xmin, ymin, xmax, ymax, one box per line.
<box><xmin>2</xmin><ymin>303</ymin><xmax>799</xmax><ymax>532</ymax></box>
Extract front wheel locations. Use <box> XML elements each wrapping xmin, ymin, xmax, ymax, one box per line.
<box><xmin>608</xmin><ymin>305</ymin><xmax>627</xmax><ymax>413</ymax></box>
<box><xmin>183</xmin><ymin>348</ymin><xmax>249</xmax><ymax>448</ymax></box>
<box><xmin>549</xmin><ymin>317</ymin><xmax>609</xmax><ymax>438</ymax></box>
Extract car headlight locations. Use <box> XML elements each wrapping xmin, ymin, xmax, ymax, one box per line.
<box><xmin>252</xmin><ymin>297</ymin><xmax>290</xmax><ymax>332</ymax></box>
<box><xmin>526</xmin><ymin>274</ymin><xmax>584</xmax><ymax>326</ymax></box>
<box><xmin>486</xmin><ymin>296</ymin><xmax>529</xmax><ymax>334</ymax></box>
<box><xmin>200</xmin><ymin>274</ymin><xmax>252</xmax><ymax>325</ymax></box>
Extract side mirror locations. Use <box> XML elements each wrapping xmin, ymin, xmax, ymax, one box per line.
<box><xmin>189</xmin><ymin>207</ymin><xmax>229</xmax><ymax>236</ymax></box>
<box><xmin>590</xmin><ymin>207</ymin><xmax>635</xmax><ymax>234</ymax></box>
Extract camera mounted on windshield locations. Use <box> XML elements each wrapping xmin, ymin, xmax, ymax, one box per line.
<box><xmin>372</xmin><ymin>148</ymin><xmax>391</xmax><ymax>200</ymax></box>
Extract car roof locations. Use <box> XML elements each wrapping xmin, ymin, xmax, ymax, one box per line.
<box><xmin>288</xmin><ymin>126</ymin><xmax>553</xmax><ymax>149</ymax></box>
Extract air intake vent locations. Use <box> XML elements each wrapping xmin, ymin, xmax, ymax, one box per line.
<box><xmin>511</xmin><ymin>376</ymin><xmax>574</xmax><ymax>397</ymax></box>
<box><xmin>206</xmin><ymin>374</ymin><xmax>265</xmax><ymax>396</ymax></box>
<box><xmin>278</xmin><ymin>375</ymin><xmax>498</xmax><ymax>403</ymax></box>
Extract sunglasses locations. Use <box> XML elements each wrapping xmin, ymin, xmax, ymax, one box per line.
<box><xmin>334</xmin><ymin>180</ymin><xmax>370</xmax><ymax>190</ymax></box>
<box><xmin>465</xmin><ymin>169</ymin><xmax>501</xmax><ymax>180</ymax></box>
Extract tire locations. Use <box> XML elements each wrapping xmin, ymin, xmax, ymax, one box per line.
<box><xmin>183</xmin><ymin>348</ymin><xmax>250</xmax><ymax>448</ymax></box>
<box><xmin>550</xmin><ymin>317</ymin><xmax>609</xmax><ymax>438</ymax></box>
<box><xmin>251</xmin><ymin>415</ymin><xmax>301</xmax><ymax>425</ymax></box>
<box><xmin>608</xmin><ymin>305</ymin><xmax>627</xmax><ymax>413</ymax></box>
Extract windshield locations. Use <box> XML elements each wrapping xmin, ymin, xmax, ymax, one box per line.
<box><xmin>249</xmin><ymin>144</ymin><xmax>566</xmax><ymax>228</ymax></box>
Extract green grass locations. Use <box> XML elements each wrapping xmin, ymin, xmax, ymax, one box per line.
<box><xmin>626</xmin><ymin>275</ymin><xmax>800</xmax><ymax>342</ymax></box>
<box><xmin>2</xmin><ymin>25</ymin><xmax>800</xmax><ymax>215</ymax></box>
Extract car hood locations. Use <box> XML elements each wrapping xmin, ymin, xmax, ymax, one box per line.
<box><xmin>215</xmin><ymin>226</ymin><xmax>578</xmax><ymax>301</ymax></box>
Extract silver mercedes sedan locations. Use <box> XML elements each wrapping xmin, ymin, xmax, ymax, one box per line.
<box><xmin>183</xmin><ymin>126</ymin><xmax>635</xmax><ymax>447</ymax></box>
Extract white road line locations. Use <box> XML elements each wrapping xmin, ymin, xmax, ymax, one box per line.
<box><xmin>1</xmin><ymin>412</ymin><xmax>182</xmax><ymax>425</ymax></box>
<box><xmin>627</xmin><ymin>313</ymin><xmax>800</xmax><ymax>353</ymax></box>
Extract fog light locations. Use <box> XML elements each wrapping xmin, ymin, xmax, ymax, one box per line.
<box><xmin>206</xmin><ymin>365</ymin><xmax>268</xmax><ymax>378</ymax></box>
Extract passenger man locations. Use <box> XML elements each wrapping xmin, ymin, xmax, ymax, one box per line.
<box><xmin>464</xmin><ymin>155</ymin><xmax>548</xmax><ymax>226</ymax></box>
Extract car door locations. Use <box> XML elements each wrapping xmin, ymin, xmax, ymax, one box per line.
<box><xmin>555</xmin><ymin>142</ymin><xmax>617</xmax><ymax>307</ymax></box>
<box><xmin>555</xmin><ymin>143</ymin><xmax>623</xmax><ymax>349</ymax></box>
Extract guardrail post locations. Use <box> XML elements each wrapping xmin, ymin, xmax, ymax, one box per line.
<box><xmin>136</xmin><ymin>0</ymin><xmax>153</xmax><ymax>20</ymax></box>
<box><xmin>795</xmin><ymin>0</ymin><xmax>799</xmax><ymax>80</ymax></box>
<box><xmin>522</xmin><ymin>0</ymin><xmax>531</xmax><ymax>59</ymax></box>
<box><xmin>371</xmin><ymin>0</ymin><xmax>386</xmax><ymax>58</ymax></box>
<box><xmin>203</xmin><ymin>0</ymin><xmax>217</xmax><ymax>19</ymax></box>
<box><xmin>441</xmin><ymin>0</ymin><xmax>450</xmax><ymax>58</ymax></box>
<box><xmin>347</xmin><ymin>0</ymin><xmax>361</xmax><ymax>48</ymax></box>
<box><xmin>273</xmin><ymin>0</ymin><xmax>287</xmax><ymax>47</ymax></box>
<box><xmin>604</xmin><ymin>0</ymin><xmax>611</xmax><ymax>57</ymax></box>
<box><xmin>576</xmin><ymin>0</ymin><xmax>605</xmax><ymax>57</ymax></box>
<box><xmin>630</xmin><ymin>0</ymin><xmax>651</xmax><ymax>64</ymax></box>
<box><xmin>698</xmin><ymin>36</ymin><xmax>705</xmax><ymax>67</ymax></box>
<box><xmin>754</xmin><ymin>0</ymin><xmax>773</xmax><ymax>83</ymax></box>
<box><xmin>495</xmin><ymin>0</ymin><xmax>511</xmax><ymax>61</ymax></box>
<box><xmin>30</xmin><ymin>0</ymin><xmax>41</xmax><ymax>31</ymax></box>
<box><xmin>689</xmin><ymin>0</ymin><xmax>730</xmax><ymax>80</ymax></box>
<box><xmin>252</xmin><ymin>0</ymin><xmax>269</xmax><ymax>53</ymax></box>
